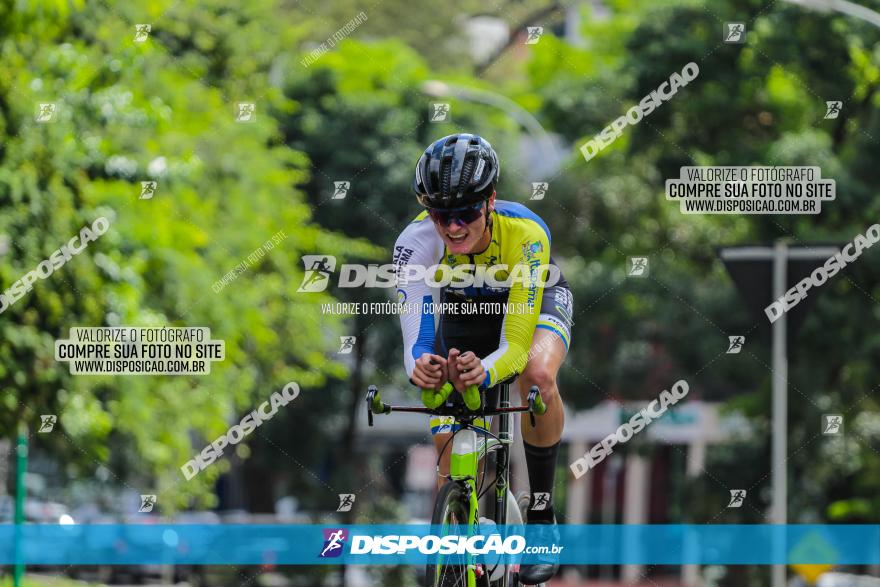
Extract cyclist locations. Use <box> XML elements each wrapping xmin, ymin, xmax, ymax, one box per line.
<box><xmin>394</xmin><ymin>133</ymin><xmax>573</xmax><ymax>585</ymax></box>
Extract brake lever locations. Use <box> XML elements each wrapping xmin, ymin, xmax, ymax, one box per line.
<box><xmin>526</xmin><ymin>385</ymin><xmax>547</xmax><ymax>428</ymax></box>
<box><xmin>366</xmin><ymin>386</ymin><xmax>377</xmax><ymax>427</ymax></box>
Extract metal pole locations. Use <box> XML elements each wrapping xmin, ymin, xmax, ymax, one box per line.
<box><xmin>771</xmin><ymin>241</ymin><xmax>788</xmax><ymax>587</ymax></box>
<box><xmin>13</xmin><ymin>424</ymin><xmax>27</xmax><ymax>587</ymax></box>
<box><xmin>720</xmin><ymin>244</ymin><xmax>839</xmax><ymax>586</ymax></box>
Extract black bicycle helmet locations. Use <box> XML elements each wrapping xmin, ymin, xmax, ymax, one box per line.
<box><xmin>412</xmin><ymin>134</ymin><xmax>500</xmax><ymax>208</ymax></box>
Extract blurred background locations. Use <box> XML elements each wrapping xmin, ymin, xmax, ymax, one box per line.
<box><xmin>1</xmin><ymin>0</ymin><xmax>880</xmax><ymax>585</ymax></box>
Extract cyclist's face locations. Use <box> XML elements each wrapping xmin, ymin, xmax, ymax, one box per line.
<box><xmin>431</xmin><ymin>196</ymin><xmax>494</xmax><ymax>254</ymax></box>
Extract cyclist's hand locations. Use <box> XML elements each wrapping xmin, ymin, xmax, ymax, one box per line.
<box><xmin>412</xmin><ymin>353</ymin><xmax>447</xmax><ymax>390</ymax></box>
<box><xmin>447</xmin><ymin>348</ymin><xmax>466</xmax><ymax>393</ymax></box>
<box><xmin>456</xmin><ymin>351</ymin><xmax>486</xmax><ymax>387</ymax></box>
<box><xmin>446</xmin><ymin>349</ymin><xmax>481</xmax><ymax>410</ymax></box>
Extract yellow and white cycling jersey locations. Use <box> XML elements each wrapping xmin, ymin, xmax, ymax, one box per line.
<box><xmin>394</xmin><ymin>200</ymin><xmax>571</xmax><ymax>390</ymax></box>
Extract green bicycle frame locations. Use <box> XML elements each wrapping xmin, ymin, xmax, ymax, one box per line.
<box><xmin>366</xmin><ymin>380</ymin><xmax>546</xmax><ymax>587</ymax></box>
<box><xmin>448</xmin><ymin>425</ymin><xmax>482</xmax><ymax>587</ymax></box>
<box><xmin>443</xmin><ymin>384</ymin><xmax>521</xmax><ymax>587</ymax></box>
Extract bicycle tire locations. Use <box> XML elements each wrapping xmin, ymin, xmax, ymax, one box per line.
<box><xmin>426</xmin><ymin>481</ymin><xmax>471</xmax><ymax>587</ymax></box>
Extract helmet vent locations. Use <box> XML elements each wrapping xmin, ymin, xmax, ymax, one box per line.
<box><xmin>440</xmin><ymin>155</ymin><xmax>452</xmax><ymax>199</ymax></box>
<box><xmin>459</xmin><ymin>155</ymin><xmax>476</xmax><ymax>193</ymax></box>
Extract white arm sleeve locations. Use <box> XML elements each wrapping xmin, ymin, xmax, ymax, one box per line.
<box><xmin>393</xmin><ymin>218</ymin><xmax>443</xmax><ymax>378</ymax></box>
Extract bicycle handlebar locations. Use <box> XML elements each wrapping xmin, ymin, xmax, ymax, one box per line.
<box><xmin>420</xmin><ymin>381</ymin><xmax>481</xmax><ymax>410</ymax></box>
<box><xmin>366</xmin><ymin>384</ymin><xmax>548</xmax><ymax>427</ymax></box>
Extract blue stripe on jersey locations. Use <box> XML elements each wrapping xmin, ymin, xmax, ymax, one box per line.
<box><xmin>537</xmin><ymin>323</ymin><xmax>570</xmax><ymax>350</ymax></box>
<box><xmin>412</xmin><ymin>294</ymin><xmax>436</xmax><ymax>359</ymax></box>
<box><xmin>493</xmin><ymin>200</ymin><xmax>551</xmax><ymax>243</ymax></box>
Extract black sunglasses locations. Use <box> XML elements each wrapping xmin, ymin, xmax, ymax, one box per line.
<box><xmin>427</xmin><ymin>202</ymin><xmax>485</xmax><ymax>227</ymax></box>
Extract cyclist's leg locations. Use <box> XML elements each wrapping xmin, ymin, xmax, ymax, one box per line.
<box><xmin>517</xmin><ymin>328</ymin><xmax>566</xmax><ymax>516</ymax></box>
<box><xmin>516</xmin><ymin>286</ymin><xmax>572</xmax><ymax>521</ymax></box>
<box><xmin>516</xmin><ymin>289</ymin><xmax>571</xmax><ymax>584</ymax></box>
<box><xmin>518</xmin><ymin>328</ymin><xmax>566</xmax><ymax>445</ymax></box>
<box><xmin>518</xmin><ymin>285</ymin><xmax>571</xmax><ymax>445</ymax></box>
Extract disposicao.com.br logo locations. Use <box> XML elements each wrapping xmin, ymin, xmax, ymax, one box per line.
<box><xmin>350</xmin><ymin>534</ymin><xmax>527</xmax><ymax>555</ymax></box>
<box><xmin>321</xmin><ymin>532</ymin><xmax>547</xmax><ymax>557</ymax></box>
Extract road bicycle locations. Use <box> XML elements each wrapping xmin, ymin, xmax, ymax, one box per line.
<box><xmin>366</xmin><ymin>379</ymin><xmax>547</xmax><ymax>587</ymax></box>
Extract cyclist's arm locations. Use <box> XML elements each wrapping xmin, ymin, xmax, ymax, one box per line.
<box><xmin>479</xmin><ymin>224</ymin><xmax>551</xmax><ymax>389</ymax></box>
<box><xmin>394</xmin><ymin>216</ymin><xmax>443</xmax><ymax>379</ymax></box>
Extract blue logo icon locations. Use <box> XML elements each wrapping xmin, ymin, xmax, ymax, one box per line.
<box><xmin>319</xmin><ymin>528</ymin><xmax>348</xmax><ymax>558</ymax></box>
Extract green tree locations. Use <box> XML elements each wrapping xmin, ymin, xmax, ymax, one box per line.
<box><xmin>525</xmin><ymin>0</ymin><xmax>880</xmax><ymax>540</ymax></box>
<box><xmin>0</xmin><ymin>0</ymin><xmax>376</xmax><ymax>510</ymax></box>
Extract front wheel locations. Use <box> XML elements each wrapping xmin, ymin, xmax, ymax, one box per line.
<box><xmin>427</xmin><ymin>481</ymin><xmax>472</xmax><ymax>587</ymax></box>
